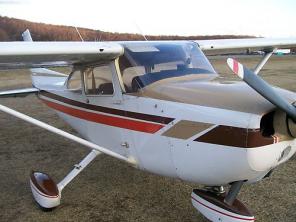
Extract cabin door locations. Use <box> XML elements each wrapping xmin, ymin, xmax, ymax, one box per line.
<box><xmin>83</xmin><ymin>62</ymin><xmax>130</xmax><ymax>157</ymax></box>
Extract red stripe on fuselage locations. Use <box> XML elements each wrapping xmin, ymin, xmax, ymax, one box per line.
<box><xmin>40</xmin><ymin>91</ymin><xmax>174</xmax><ymax>124</ymax></box>
<box><xmin>42</xmin><ymin>99</ymin><xmax>164</xmax><ymax>134</ymax></box>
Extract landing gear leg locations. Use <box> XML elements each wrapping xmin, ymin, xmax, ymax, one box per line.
<box><xmin>224</xmin><ymin>181</ymin><xmax>244</xmax><ymax>206</ymax></box>
<box><xmin>191</xmin><ymin>181</ymin><xmax>254</xmax><ymax>222</ymax></box>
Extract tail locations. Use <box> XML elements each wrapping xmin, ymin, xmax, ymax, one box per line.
<box><xmin>22</xmin><ymin>29</ymin><xmax>33</xmax><ymax>42</ymax></box>
<box><xmin>0</xmin><ymin>30</ymin><xmax>39</xmax><ymax>98</ymax></box>
<box><xmin>21</xmin><ymin>29</ymin><xmax>67</xmax><ymax>90</ymax></box>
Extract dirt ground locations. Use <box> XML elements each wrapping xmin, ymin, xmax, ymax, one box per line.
<box><xmin>1</xmin><ymin>55</ymin><xmax>296</xmax><ymax>222</ymax></box>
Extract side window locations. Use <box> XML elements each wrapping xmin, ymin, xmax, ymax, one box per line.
<box><xmin>67</xmin><ymin>70</ymin><xmax>82</xmax><ymax>93</ymax></box>
<box><xmin>84</xmin><ymin>64</ymin><xmax>114</xmax><ymax>95</ymax></box>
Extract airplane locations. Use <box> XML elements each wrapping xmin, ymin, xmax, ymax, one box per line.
<box><xmin>0</xmin><ymin>29</ymin><xmax>296</xmax><ymax>222</ymax></box>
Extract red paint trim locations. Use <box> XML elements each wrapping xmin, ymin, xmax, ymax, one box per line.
<box><xmin>233</xmin><ymin>60</ymin><xmax>239</xmax><ymax>75</ymax></box>
<box><xmin>42</xmin><ymin>99</ymin><xmax>164</xmax><ymax>134</ymax></box>
<box><xmin>40</xmin><ymin>91</ymin><xmax>174</xmax><ymax>124</ymax></box>
<box><xmin>191</xmin><ymin>196</ymin><xmax>255</xmax><ymax>221</ymax></box>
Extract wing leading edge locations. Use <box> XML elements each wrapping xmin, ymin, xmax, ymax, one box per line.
<box><xmin>196</xmin><ymin>38</ymin><xmax>296</xmax><ymax>54</ymax></box>
<box><xmin>0</xmin><ymin>42</ymin><xmax>124</xmax><ymax>69</ymax></box>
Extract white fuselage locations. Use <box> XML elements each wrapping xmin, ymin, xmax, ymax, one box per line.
<box><xmin>38</xmin><ymin>87</ymin><xmax>296</xmax><ymax>186</ymax></box>
<box><xmin>31</xmin><ymin>40</ymin><xmax>296</xmax><ymax>187</ymax></box>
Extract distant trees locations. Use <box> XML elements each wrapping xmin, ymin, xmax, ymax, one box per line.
<box><xmin>0</xmin><ymin>28</ymin><xmax>9</xmax><ymax>41</ymax></box>
<box><xmin>0</xmin><ymin>16</ymin><xmax>255</xmax><ymax>42</ymax></box>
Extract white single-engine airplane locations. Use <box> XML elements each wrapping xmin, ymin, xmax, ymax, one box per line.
<box><xmin>0</xmin><ymin>30</ymin><xmax>296</xmax><ymax>222</ymax></box>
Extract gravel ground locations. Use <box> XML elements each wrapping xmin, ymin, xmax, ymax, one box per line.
<box><xmin>0</xmin><ymin>55</ymin><xmax>296</xmax><ymax>222</ymax></box>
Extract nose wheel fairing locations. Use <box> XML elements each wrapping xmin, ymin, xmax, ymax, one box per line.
<box><xmin>191</xmin><ymin>189</ymin><xmax>255</xmax><ymax>222</ymax></box>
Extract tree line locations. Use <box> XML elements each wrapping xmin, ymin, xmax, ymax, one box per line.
<box><xmin>0</xmin><ymin>16</ymin><xmax>294</xmax><ymax>52</ymax></box>
<box><xmin>0</xmin><ymin>16</ymin><xmax>253</xmax><ymax>41</ymax></box>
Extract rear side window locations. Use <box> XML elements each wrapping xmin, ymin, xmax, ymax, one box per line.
<box><xmin>84</xmin><ymin>64</ymin><xmax>114</xmax><ymax>95</ymax></box>
<box><xmin>67</xmin><ymin>70</ymin><xmax>82</xmax><ymax>93</ymax></box>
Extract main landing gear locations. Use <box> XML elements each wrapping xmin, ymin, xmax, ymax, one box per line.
<box><xmin>30</xmin><ymin>149</ymin><xmax>100</xmax><ymax>210</ymax></box>
<box><xmin>191</xmin><ymin>181</ymin><xmax>255</xmax><ymax>222</ymax></box>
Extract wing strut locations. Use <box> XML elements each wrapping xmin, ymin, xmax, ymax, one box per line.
<box><xmin>0</xmin><ymin>103</ymin><xmax>137</xmax><ymax>209</ymax></box>
<box><xmin>0</xmin><ymin>103</ymin><xmax>136</xmax><ymax>165</ymax></box>
<box><xmin>253</xmin><ymin>49</ymin><xmax>276</xmax><ymax>74</ymax></box>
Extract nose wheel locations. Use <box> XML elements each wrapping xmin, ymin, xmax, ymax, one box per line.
<box><xmin>191</xmin><ymin>181</ymin><xmax>254</xmax><ymax>222</ymax></box>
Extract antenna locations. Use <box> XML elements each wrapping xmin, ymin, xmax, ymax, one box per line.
<box><xmin>98</xmin><ymin>31</ymin><xmax>102</xmax><ymax>41</ymax></box>
<box><xmin>134</xmin><ymin>22</ymin><xmax>148</xmax><ymax>41</ymax></box>
<box><xmin>75</xmin><ymin>27</ymin><xmax>84</xmax><ymax>41</ymax></box>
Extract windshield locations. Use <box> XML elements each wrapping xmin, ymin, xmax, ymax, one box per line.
<box><xmin>119</xmin><ymin>41</ymin><xmax>216</xmax><ymax>93</ymax></box>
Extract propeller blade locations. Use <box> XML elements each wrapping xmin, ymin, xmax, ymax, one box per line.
<box><xmin>227</xmin><ymin>58</ymin><xmax>296</xmax><ymax>121</ymax></box>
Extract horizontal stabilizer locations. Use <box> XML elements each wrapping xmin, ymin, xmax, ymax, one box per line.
<box><xmin>0</xmin><ymin>88</ymin><xmax>39</xmax><ymax>98</ymax></box>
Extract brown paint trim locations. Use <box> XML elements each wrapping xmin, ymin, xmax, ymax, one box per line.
<box><xmin>39</xmin><ymin>91</ymin><xmax>174</xmax><ymax>124</ymax></box>
<box><xmin>162</xmin><ymin>120</ymin><xmax>213</xmax><ymax>139</ymax></box>
<box><xmin>30</xmin><ymin>171</ymin><xmax>59</xmax><ymax>197</ymax></box>
<box><xmin>194</xmin><ymin>125</ymin><xmax>275</xmax><ymax>148</ymax></box>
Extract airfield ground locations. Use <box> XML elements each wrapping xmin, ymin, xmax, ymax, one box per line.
<box><xmin>1</xmin><ymin>56</ymin><xmax>296</xmax><ymax>222</ymax></box>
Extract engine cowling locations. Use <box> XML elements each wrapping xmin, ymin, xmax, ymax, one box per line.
<box><xmin>272</xmin><ymin>109</ymin><xmax>296</xmax><ymax>139</ymax></box>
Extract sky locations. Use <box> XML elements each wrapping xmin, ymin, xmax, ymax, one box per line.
<box><xmin>0</xmin><ymin>0</ymin><xmax>295</xmax><ymax>37</ymax></box>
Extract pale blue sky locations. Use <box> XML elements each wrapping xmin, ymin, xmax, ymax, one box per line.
<box><xmin>0</xmin><ymin>0</ymin><xmax>295</xmax><ymax>37</ymax></box>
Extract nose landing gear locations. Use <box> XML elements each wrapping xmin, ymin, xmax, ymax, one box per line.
<box><xmin>191</xmin><ymin>181</ymin><xmax>254</xmax><ymax>222</ymax></box>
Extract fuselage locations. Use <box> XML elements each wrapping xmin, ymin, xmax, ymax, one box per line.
<box><xmin>32</xmin><ymin>41</ymin><xmax>296</xmax><ymax>186</ymax></box>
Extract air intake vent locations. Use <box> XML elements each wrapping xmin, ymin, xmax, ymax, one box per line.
<box><xmin>260</xmin><ymin>111</ymin><xmax>275</xmax><ymax>137</ymax></box>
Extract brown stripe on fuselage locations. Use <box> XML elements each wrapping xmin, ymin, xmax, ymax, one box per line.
<box><xmin>162</xmin><ymin>120</ymin><xmax>213</xmax><ymax>139</ymax></box>
<box><xmin>39</xmin><ymin>91</ymin><xmax>174</xmax><ymax>124</ymax></box>
<box><xmin>195</xmin><ymin>125</ymin><xmax>275</xmax><ymax>148</ymax></box>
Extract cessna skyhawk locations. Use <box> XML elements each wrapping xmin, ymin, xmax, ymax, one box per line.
<box><xmin>0</xmin><ymin>30</ymin><xmax>296</xmax><ymax>221</ymax></box>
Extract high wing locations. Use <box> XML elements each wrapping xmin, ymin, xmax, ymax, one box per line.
<box><xmin>0</xmin><ymin>42</ymin><xmax>124</xmax><ymax>69</ymax></box>
<box><xmin>196</xmin><ymin>38</ymin><xmax>296</xmax><ymax>54</ymax></box>
<box><xmin>0</xmin><ymin>39</ymin><xmax>295</xmax><ymax>69</ymax></box>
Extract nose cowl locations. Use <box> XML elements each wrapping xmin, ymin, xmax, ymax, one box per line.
<box><xmin>142</xmin><ymin>80</ymin><xmax>296</xmax><ymax>115</ymax></box>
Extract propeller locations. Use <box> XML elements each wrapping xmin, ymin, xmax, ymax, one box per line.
<box><xmin>227</xmin><ymin>58</ymin><xmax>296</xmax><ymax>122</ymax></box>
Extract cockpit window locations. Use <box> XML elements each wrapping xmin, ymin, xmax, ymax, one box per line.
<box><xmin>119</xmin><ymin>42</ymin><xmax>216</xmax><ymax>93</ymax></box>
